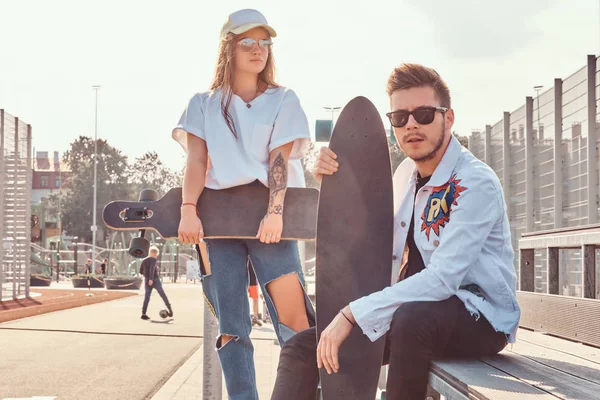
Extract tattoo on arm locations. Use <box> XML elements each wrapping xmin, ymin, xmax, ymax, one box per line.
<box><xmin>268</xmin><ymin>152</ymin><xmax>288</xmax><ymax>215</ymax></box>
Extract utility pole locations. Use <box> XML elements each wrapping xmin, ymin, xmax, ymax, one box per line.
<box><xmin>91</xmin><ymin>85</ymin><xmax>101</xmax><ymax>268</ymax></box>
<box><xmin>324</xmin><ymin>106</ymin><xmax>341</xmax><ymax>133</ymax></box>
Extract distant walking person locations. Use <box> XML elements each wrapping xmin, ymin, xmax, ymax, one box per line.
<box><xmin>84</xmin><ymin>259</ymin><xmax>93</xmax><ymax>275</ymax></box>
<box><xmin>140</xmin><ymin>246</ymin><xmax>173</xmax><ymax>320</ymax></box>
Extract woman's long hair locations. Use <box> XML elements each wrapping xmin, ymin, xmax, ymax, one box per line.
<box><xmin>209</xmin><ymin>32</ymin><xmax>280</xmax><ymax>137</ymax></box>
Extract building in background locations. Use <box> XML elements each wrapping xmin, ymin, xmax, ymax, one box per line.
<box><xmin>469</xmin><ymin>54</ymin><xmax>600</xmax><ymax>298</ymax></box>
<box><xmin>32</xmin><ymin>151</ymin><xmax>70</xmax><ymax>204</ymax></box>
<box><xmin>31</xmin><ymin>151</ymin><xmax>71</xmax><ymax>248</ymax></box>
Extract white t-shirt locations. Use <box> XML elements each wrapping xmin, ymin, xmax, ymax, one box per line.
<box><xmin>172</xmin><ymin>87</ymin><xmax>311</xmax><ymax>190</ymax></box>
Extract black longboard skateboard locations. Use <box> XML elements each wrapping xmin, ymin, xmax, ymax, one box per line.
<box><xmin>103</xmin><ymin>182</ymin><xmax>318</xmax><ymax>258</ymax></box>
<box><xmin>316</xmin><ymin>96</ymin><xmax>394</xmax><ymax>398</ymax></box>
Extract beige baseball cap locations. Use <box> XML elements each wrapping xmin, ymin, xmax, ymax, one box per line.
<box><xmin>220</xmin><ymin>9</ymin><xmax>277</xmax><ymax>39</ymax></box>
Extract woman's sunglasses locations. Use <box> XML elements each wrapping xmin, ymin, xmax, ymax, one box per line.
<box><xmin>237</xmin><ymin>38</ymin><xmax>273</xmax><ymax>53</ymax></box>
<box><xmin>386</xmin><ymin>106</ymin><xmax>448</xmax><ymax>128</ymax></box>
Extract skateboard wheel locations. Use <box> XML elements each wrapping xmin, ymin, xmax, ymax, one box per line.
<box><xmin>129</xmin><ymin>237</ymin><xmax>150</xmax><ymax>258</ymax></box>
<box><xmin>138</xmin><ymin>189</ymin><xmax>158</xmax><ymax>202</ymax></box>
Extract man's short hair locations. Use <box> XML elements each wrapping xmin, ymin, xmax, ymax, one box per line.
<box><xmin>386</xmin><ymin>63</ymin><xmax>451</xmax><ymax>108</ymax></box>
<box><xmin>149</xmin><ymin>245</ymin><xmax>160</xmax><ymax>255</ymax></box>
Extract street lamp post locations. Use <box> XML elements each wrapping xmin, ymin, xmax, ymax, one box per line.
<box><xmin>324</xmin><ymin>106</ymin><xmax>341</xmax><ymax>131</ymax></box>
<box><xmin>57</xmin><ymin>151</ymin><xmax>63</xmax><ymax>266</ymax></box>
<box><xmin>58</xmin><ymin>153</ymin><xmax>61</xmax><ymax>233</ymax></box>
<box><xmin>92</xmin><ymin>85</ymin><xmax>101</xmax><ymax>268</ymax></box>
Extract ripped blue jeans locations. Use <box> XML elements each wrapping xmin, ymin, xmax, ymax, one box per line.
<box><xmin>197</xmin><ymin>238</ymin><xmax>315</xmax><ymax>400</ymax></box>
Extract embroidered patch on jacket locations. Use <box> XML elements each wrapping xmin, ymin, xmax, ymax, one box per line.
<box><xmin>421</xmin><ymin>175</ymin><xmax>467</xmax><ymax>239</ymax></box>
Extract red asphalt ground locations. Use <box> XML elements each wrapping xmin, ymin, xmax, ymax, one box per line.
<box><xmin>0</xmin><ymin>288</ymin><xmax>137</xmax><ymax>323</ymax></box>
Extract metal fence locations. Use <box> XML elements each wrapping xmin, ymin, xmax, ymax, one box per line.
<box><xmin>1</xmin><ymin>109</ymin><xmax>32</xmax><ymax>300</ymax></box>
<box><xmin>469</xmin><ymin>54</ymin><xmax>600</xmax><ymax>297</ymax></box>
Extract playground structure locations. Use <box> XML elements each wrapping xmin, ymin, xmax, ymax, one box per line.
<box><xmin>30</xmin><ymin>230</ymin><xmax>198</xmax><ymax>283</ymax></box>
<box><xmin>1</xmin><ymin>110</ymin><xmax>32</xmax><ymax>300</ymax></box>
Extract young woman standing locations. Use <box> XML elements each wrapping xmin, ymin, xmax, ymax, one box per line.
<box><xmin>172</xmin><ymin>9</ymin><xmax>314</xmax><ymax>399</ymax></box>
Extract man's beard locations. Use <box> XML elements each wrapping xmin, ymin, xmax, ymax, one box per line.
<box><xmin>411</xmin><ymin>120</ymin><xmax>446</xmax><ymax>163</ymax></box>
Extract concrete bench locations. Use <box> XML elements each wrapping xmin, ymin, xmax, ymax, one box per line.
<box><xmin>418</xmin><ymin>292</ymin><xmax>600</xmax><ymax>400</ymax></box>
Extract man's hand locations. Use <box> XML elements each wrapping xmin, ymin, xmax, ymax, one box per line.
<box><xmin>312</xmin><ymin>147</ymin><xmax>339</xmax><ymax>183</ymax></box>
<box><xmin>148</xmin><ymin>280</ymin><xmax>153</xmax><ymax>286</ymax></box>
<box><xmin>317</xmin><ymin>305</ymin><xmax>355</xmax><ymax>374</ymax></box>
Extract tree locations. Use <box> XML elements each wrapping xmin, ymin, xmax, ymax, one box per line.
<box><xmin>453</xmin><ymin>132</ymin><xmax>469</xmax><ymax>148</ymax></box>
<box><xmin>388</xmin><ymin>138</ymin><xmax>407</xmax><ymax>172</ymax></box>
<box><xmin>49</xmin><ymin>136</ymin><xmax>131</xmax><ymax>244</ymax></box>
<box><xmin>129</xmin><ymin>152</ymin><xmax>183</xmax><ymax>197</ymax></box>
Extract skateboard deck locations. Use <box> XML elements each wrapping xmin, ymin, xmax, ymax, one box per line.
<box><xmin>103</xmin><ymin>182</ymin><xmax>318</xmax><ymax>240</ymax></box>
<box><xmin>150</xmin><ymin>318</ymin><xmax>174</xmax><ymax>324</ymax></box>
<box><xmin>316</xmin><ymin>96</ymin><xmax>394</xmax><ymax>398</ymax></box>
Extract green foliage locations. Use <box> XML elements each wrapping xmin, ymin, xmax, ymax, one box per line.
<box><xmin>48</xmin><ymin>137</ymin><xmax>181</xmax><ymax>245</ymax></box>
<box><xmin>453</xmin><ymin>132</ymin><xmax>469</xmax><ymax>148</ymax></box>
<box><xmin>129</xmin><ymin>151</ymin><xmax>183</xmax><ymax>197</ymax></box>
<box><xmin>388</xmin><ymin>138</ymin><xmax>407</xmax><ymax>172</ymax></box>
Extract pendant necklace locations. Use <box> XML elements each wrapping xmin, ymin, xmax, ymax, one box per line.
<box><xmin>246</xmin><ymin>87</ymin><xmax>260</xmax><ymax>109</ymax></box>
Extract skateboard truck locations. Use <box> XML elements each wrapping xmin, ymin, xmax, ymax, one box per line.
<box><xmin>119</xmin><ymin>207</ymin><xmax>154</xmax><ymax>222</ymax></box>
<box><xmin>128</xmin><ymin>189</ymin><xmax>158</xmax><ymax>258</ymax></box>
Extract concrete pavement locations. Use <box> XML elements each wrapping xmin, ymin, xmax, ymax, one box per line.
<box><xmin>0</xmin><ymin>282</ymin><xmax>281</xmax><ymax>399</ymax></box>
<box><xmin>151</xmin><ymin>331</ymin><xmax>281</xmax><ymax>400</ymax></box>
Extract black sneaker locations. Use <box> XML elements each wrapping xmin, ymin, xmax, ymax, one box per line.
<box><xmin>168</xmin><ymin>307</ymin><xmax>173</xmax><ymax>317</ymax></box>
<box><xmin>141</xmin><ymin>314</ymin><xmax>150</xmax><ymax>320</ymax></box>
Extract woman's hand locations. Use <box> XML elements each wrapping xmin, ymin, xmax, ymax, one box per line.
<box><xmin>257</xmin><ymin>213</ymin><xmax>283</xmax><ymax>244</ymax></box>
<box><xmin>178</xmin><ymin>206</ymin><xmax>204</xmax><ymax>244</ymax></box>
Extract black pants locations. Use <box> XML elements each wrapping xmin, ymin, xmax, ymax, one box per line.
<box><xmin>271</xmin><ymin>296</ymin><xmax>507</xmax><ymax>400</ymax></box>
<box><xmin>142</xmin><ymin>279</ymin><xmax>171</xmax><ymax>315</ymax></box>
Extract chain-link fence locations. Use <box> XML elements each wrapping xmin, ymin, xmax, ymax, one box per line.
<box><xmin>1</xmin><ymin>109</ymin><xmax>32</xmax><ymax>300</ymax></box>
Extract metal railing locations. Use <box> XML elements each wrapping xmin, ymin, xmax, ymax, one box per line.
<box><xmin>518</xmin><ymin>224</ymin><xmax>600</xmax><ymax>348</ymax></box>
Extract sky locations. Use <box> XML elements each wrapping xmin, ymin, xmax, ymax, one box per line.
<box><xmin>2</xmin><ymin>0</ymin><xmax>600</xmax><ymax>171</ymax></box>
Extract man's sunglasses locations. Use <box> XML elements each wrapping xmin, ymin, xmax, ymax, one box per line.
<box><xmin>386</xmin><ymin>106</ymin><xmax>448</xmax><ymax>128</ymax></box>
<box><xmin>237</xmin><ymin>38</ymin><xmax>273</xmax><ymax>52</ymax></box>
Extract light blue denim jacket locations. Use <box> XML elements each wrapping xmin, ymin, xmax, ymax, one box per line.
<box><xmin>350</xmin><ymin>136</ymin><xmax>521</xmax><ymax>343</ymax></box>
